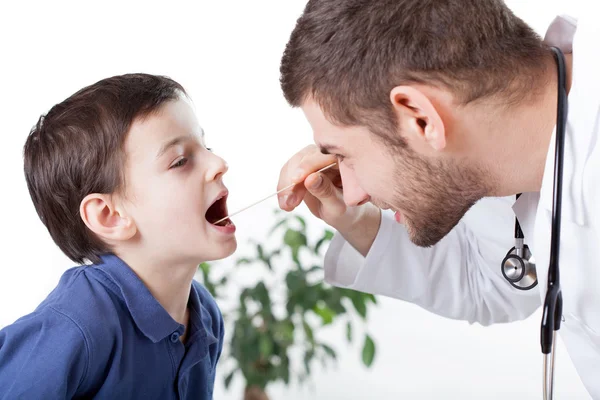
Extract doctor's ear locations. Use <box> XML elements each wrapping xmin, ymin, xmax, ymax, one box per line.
<box><xmin>79</xmin><ymin>193</ymin><xmax>137</xmax><ymax>242</ymax></box>
<box><xmin>389</xmin><ymin>86</ymin><xmax>446</xmax><ymax>151</ymax></box>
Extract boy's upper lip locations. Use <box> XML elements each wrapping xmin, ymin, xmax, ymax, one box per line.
<box><xmin>208</xmin><ymin>188</ymin><xmax>229</xmax><ymax>208</ymax></box>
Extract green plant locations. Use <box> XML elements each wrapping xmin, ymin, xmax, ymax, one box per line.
<box><xmin>198</xmin><ymin>210</ymin><xmax>378</xmax><ymax>400</ymax></box>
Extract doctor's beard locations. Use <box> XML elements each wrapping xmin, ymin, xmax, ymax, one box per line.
<box><xmin>391</xmin><ymin>150</ymin><xmax>491</xmax><ymax>247</ymax></box>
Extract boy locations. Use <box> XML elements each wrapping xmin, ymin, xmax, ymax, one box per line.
<box><xmin>0</xmin><ymin>73</ymin><xmax>236</xmax><ymax>399</ymax></box>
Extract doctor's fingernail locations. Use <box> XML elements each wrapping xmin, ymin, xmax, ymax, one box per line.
<box><xmin>309</xmin><ymin>174</ymin><xmax>323</xmax><ymax>189</ymax></box>
<box><xmin>286</xmin><ymin>194</ymin><xmax>297</xmax><ymax>206</ymax></box>
<box><xmin>279</xmin><ymin>195</ymin><xmax>288</xmax><ymax>208</ymax></box>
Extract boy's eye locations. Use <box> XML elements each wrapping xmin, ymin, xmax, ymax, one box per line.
<box><xmin>335</xmin><ymin>154</ymin><xmax>345</xmax><ymax>162</ymax></box>
<box><xmin>170</xmin><ymin>157</ymin><xmax>188</xmax><ymax>169</ymax></box>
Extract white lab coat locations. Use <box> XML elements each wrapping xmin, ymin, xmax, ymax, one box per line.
<box><xmin>323</xmin><ymin>14</ymin><xmax>600</xmax><ymax>399</ymax></box>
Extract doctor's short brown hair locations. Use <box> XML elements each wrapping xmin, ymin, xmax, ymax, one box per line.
<box><xmin>280</xmin><ymin>0</ymin><xmax>551</xmax><ymax>143</ymax></box>
<box><xmin>23</xmin><ymin>73</ymin><xmax>185</xmax><ymax>265</ymax></box>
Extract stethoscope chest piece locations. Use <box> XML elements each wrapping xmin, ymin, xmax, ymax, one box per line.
<box><xmin>501</xmin><ymin>239</ymin><xmax>538</xmax><ymax>290</ymax></box>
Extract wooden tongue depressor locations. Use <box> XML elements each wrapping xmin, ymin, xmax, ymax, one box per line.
<box><xmin>213</xmin><ymin>162</ymin><xmax>337</xmax><ymax>225</ymax></box>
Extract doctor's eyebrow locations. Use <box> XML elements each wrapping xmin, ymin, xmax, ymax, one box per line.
<box><xmin>319</xmin><ymin>144</ymin><xmax>340</xmax><ymax>155</ymax></box>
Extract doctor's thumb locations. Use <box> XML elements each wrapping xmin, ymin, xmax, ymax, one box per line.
<box><xmin>306</xmin><ymin>173</ymin><xmax>336</xmax><ymax>199</ymax></box>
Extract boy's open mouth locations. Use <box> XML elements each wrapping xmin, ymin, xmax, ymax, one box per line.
<box><xmin>205</xmin><ymin>195</ymin><xmax>231</xmax><ymax>227</ymax></box>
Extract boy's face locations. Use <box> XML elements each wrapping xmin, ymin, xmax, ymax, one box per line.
<box><xmin>120</xmin><ymin>96</ymin><xmax>236</xmax><ymax>264</ymax></box>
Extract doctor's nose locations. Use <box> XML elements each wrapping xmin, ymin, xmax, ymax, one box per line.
<box><xmin>205</xmin><ymin>153</ymin><xmax>229</xmax><ymax>182</ymax></box>
<box><xmin>340</xmin><ymin>167</ymin><xmax>370</xmax><ymax>207</ymax></box>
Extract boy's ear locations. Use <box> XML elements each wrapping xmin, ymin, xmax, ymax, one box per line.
<box><xmin>79</xmin><ymin>194</ymin><xmax>137</xmax><ymax>242</ymax></box>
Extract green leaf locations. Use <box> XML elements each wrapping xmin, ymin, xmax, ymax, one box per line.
<box><xmin>292</xmin><ymin>247</ymin><xmax>301</xmax><ymax>267</ymax></box>
<box><xmin>284</xmin><ymin>229</ymin><xmax>307</xmax><ymax>248</ymax></box>
<box><xmin>259</xmin><ymin>335</ymin><xmax>273</xmax><ymax>357</ymax></box>
<box><xmin>269</xmin><ymin>217</ymin><xmax>288</xmax><ymax>235</ymax></box>
<box><xmin>299</xmin><ymin>285</ymin><xmax>320</xmax><ymax>311</ymax></box>
<box><xmin>257</xmin><ymin>244</ymin><xmax>265</xmax><ymax>259</ymax></box>
<box><xmin>253</xmin><ymin>282</ymin><xmax>271</xmax><ymax>310</ymax></box>
<box><xmin>303</xmin><ymin>350</ymin><xmax>314</xmax><ymax>374</ymax></box>
<box><xmin>314</xmin><ymin>230</ymin><xmax>335</xmax><ymax>254</ymax></box>
<box><xmin>285</xmin><ymin>270</ymin><xmax>305</xmax><ymax>293</ymax></box>
<box><xmin>313</xmin><ymin>304</ymin><xmax>335</xmax><ymax>325</ymax></box>
<box><xmin>274</xmin><ymin>319</ymin><xmax>294</xmax><ymax>345</ymax></box>
<box><xmin>295</xmin><ymin>215</ymin><xmax>307</xmax><ymax>230</ymax></box>
<box><xmin>307</xmin><ymin>265</ymin><xmax>323</xmax><ymax>273</ymax></box>
<box><xmin>224</xmin><ymin>370</ymin><xmax>235</xmax><ymax>389</ymax></box>
<box><xmin>302</xmin><ymin>320</ymin><xmax>314</xmax><ymax>344</ymax></box>
<box><xmin>346</xmin><ymin>321</ymin><xmax>352</xmax><ymax>343</ymax></box>
<box><xmin>269</xmin><ymin>249</ymin><xmax>282</xmax><ymax>258</ymax></box>
<box><xmin>236</xmin><ymin>258</ymin><xmax>252</xmax><ymax>266</ymax></box>
<box><xmin>281</xmin><ymin>363</ymin><xmax>290</xmax><ymax>385</ymax></box>
<box><xmin>205</xmin><ymin>283</ymin><xmax>217</xmax><ymax>298</ymax></box>
<box><xmin>321</xmin><ymin>343</ymin><xmax>337</xmax><ymax>360</ymax></box>
<box><xmin>351</xmin><ymin>294</ymin><xmax>367</xmax><ymax>319</ymax></box>
<box><xmin>264</xmin><ymin>258</ymin><xmax>273</xmax><ymax>271</ymax></box>
<box><xmin>364</xmin><ymin>293</ymin><xmax>377</xmax><ymax>304</ymax></box>
<box><xmin>323</xmin><ymin>290</ymin><xmax>345</xmax><ymax>314</ymax></box>
<box><xmin>199</xmin><ymin>262</ymin><xmax>210</xmax><ymax>275</ymax></box>
<box><xmin>362</xmin><ymin>335</ymin><xmax>376</xmax><ymax>367</ymax></box>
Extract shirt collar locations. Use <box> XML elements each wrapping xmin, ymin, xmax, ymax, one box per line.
<box><xmin>94</xmin><ymin>254</ymin><xmax>195</xmax><ymax>344</ymax></box>
<box><xmin>543</xmin><ymin>15</ymin><xmax>577</xmax><ymax>53</ymax></box>
<box><xmin>187</xmin><ymin>282</ymin><xmax>219</xmax><ymax>347</ymax></box>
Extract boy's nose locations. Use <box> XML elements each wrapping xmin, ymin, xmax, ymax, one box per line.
<box><xmin>206</xmin><ymin>154</ymin><xmax>229</xmax><ymax>182</ymax></box>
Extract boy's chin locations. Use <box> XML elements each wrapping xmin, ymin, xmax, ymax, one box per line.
<box><xmin>201</xmin><ymin>239</ymin><xmax>237</xmax><ymax>262</ymax></box>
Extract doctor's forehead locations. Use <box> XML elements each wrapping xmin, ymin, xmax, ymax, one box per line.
<box><xmin>314</xmin><ymin>121</ymin><xmax>374</xmax><ymax>151</ymax></box>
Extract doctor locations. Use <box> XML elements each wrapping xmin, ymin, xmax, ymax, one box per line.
<box><xmin>276</xmin><ymin>0</ymin><xmax>599</xmax><ymax>398</ymax></box>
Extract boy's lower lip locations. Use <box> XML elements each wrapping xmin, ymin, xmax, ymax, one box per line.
<box><xmin>210</xmin><ymin>220</ymin><xmax>236</xmax><ymax>235</ymax></box>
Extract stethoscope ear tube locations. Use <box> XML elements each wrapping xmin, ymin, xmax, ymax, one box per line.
<box><xmin>500</xmin><ymin>46</ymin><xmax>566</xmax><ymax>400</ymax></box>
<box><xmin>539</xmin><ymin>45</ymin><xmax>567</xmax><ymax>400</ymax></box>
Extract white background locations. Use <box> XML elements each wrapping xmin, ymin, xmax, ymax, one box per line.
<box><xmin>0</xmin><ymin>1</ymin><xmax>595</xmax><ymax>399</ymax></box>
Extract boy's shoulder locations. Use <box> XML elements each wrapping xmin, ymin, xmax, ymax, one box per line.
<box><xmin>3</xmin><ymin>266</ymin><xmax>94</xmax><ymax>336</ymax></box>
<box><xmin>33</xmin><ymin>265</ymin><xmax>122</xmax><ymax>345</ymax></box>
<box><xmin>0</xmin><ymin>265</ymin><xmax>121</xmax><ymax>396</ymax></box>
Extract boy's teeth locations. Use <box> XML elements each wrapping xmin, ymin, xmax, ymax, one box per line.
<box><xmin>213</xmin><ymin>218</ymin><xmax>230</xmax><ymax>227</ymax></box>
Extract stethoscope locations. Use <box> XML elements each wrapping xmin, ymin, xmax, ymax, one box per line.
<box><xmin>500</xmin><ymin>46</ymin><xmax>566</xmax><ymax>400</ymax></box>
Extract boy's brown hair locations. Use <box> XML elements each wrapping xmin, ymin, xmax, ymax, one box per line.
<box><xmin>24</xmin><ymin>73</ymin><xmax>185</xmax><ymax>264</ymax></box>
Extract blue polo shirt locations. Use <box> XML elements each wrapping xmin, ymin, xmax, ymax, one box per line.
<box><xmin>0</xmin><ymin>254</ymin><xmax>224</xmax><ymax>399</ymax></box>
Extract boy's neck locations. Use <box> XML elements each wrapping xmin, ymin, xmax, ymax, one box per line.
<box><xmin>116</xmin><ymin>252</ymin><xmax>198</xmax><ymax>336</ymax></box>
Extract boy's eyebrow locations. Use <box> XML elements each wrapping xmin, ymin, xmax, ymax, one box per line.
<box><xmin>156</xmin><ymin>136</ymin><xmax>193</xmax><ymax>159</ymax></box>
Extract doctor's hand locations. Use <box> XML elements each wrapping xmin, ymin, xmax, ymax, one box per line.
<box><xmin>277</xmin><ymin>145</ymin><xmax>380</xmax><ymax>256</ymax></box>
<box><xmin>277</xmin><ymin>144</ymin><xmax>349</xmax><ymax>226</ymax></box>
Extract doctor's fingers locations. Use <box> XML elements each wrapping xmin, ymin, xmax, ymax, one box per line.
<box><xmin>277</xmin><ymin>145</ymin><xmax>314</xmax><ymax>209</ymax></box>
<box><xmin>277</xmin><ymin>145</ymin><xmax>336</xmax><ymax>210</ymax></box>
<box><xmin>304</xmin><ymin>172</ymin><xmax>347</xmax><ymax>217</ymax></box>
<box><xmin>278</xmin><ymin>168</ymin><xmax>341</xmax><ymax>212</ymax></box>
